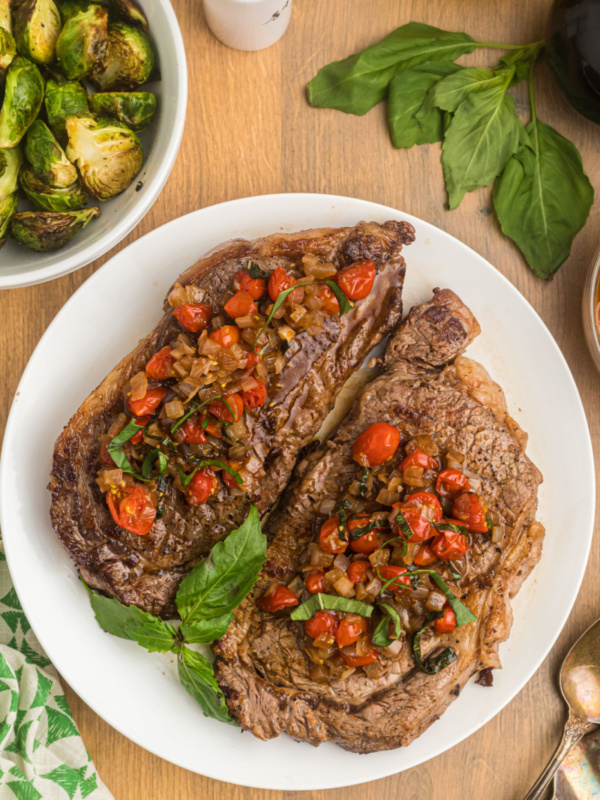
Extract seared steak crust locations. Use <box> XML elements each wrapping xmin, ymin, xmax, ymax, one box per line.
<box><xmin>49</xmin><ymin>221</ymin><xmax>413</xmax><ymax>616</ymax></box>
<box><xmin>214</xmin><ymin>288</ymin><xmax>544</xmax><ymax>753</ymax></box>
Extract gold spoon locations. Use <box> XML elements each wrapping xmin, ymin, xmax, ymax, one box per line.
<box><xmin>524</xmin><ymin>619</ymin><xmax>600</xmax><ymax>800</ymax></box>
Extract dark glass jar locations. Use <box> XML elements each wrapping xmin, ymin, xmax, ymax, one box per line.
<box><xmin>546</xmin><ymin>0</ymin><xmax>600</xmax><ymax>123</ymax></box>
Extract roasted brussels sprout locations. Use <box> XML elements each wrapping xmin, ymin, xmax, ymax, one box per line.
<box><xmin>0</xmin><ymin>193</ymin><xmax>17</xmax><ymax>245</ymax></box>
<box><xmin>56</xmin><ymin>0</ymin><xmax>94</xmax><ymax>21</ymax></box>
<box><xmin>0</xmin><ymin>57</ymin><xmax>45</xmax><ymax>148</ymax></box>
<box><xmin>20</xmin><ymin>163</ymin><xmax>87</xmax><ymax>210</ymax></box>
<box><xmin>11</xmin><ymin>206</ymin><xmax>99</xmax><ymax>250</ymax></box>
<box><xmin>0</xmin><ymin>145</ymin><xmax>24</xmax><ymax>196</ymax></box>
<box><xmin>55</xmin><ymin>4</ymin><xmax>107</xmax><ymax>80</ymax></box>
<box><xmin>88</xmin><ymin>90</ymin><xmax>155</xmax><ymax>131</ymax></box>
<box><xmin>13</xmin><ymin>0</ymin><xmax>62</xmax><ymax>65</ymax></box>
<box><xmin>90</xmin><ymin>22</ymin><xmax>153</xmax><ymax>90</ymax></box>
<box><xmin>0</xmin><ymin>0</ymin><xmax>12</xmax><ymax>33</ymax></box>
<box><xmin>25</xmin><ymin>119</ymin><xmax>78</xmax><ymax>186</ymax></box>
<box><xmin>66</xmin><ymin>115</ymin><xmax>142</xmax><ymax>200</ymax></box>
<box><xmin>0</xmin><ymin>27</ymin><xmax>15</xmax><ymax>76</ymax></box>
<box><xmin>110</xmin><ymin>0</ymin><xmax>148</xmax><ymax>33</ymax></box>
<box><xmin>44</xmin><ymin>78</ymin><xmax>89</xmax><ymax>143</ymax></box>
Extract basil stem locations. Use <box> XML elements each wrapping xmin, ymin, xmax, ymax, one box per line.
<box><xmin>412</xmin><ymin>612</ymin><xmax>457</xmax><ymax>674</ymax></box>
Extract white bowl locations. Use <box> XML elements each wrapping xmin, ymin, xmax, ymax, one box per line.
<box><xmin>0</xmin><ymin>0</ymin><xmax>187</xmax><ymax>289</ymax></box>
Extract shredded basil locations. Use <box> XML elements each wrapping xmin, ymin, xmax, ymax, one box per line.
<box><xmin>372</xmin><ymin>603</ymin><xmax>402</xmax><ymax>647</ymax></box>
<box><xmin>144</xmin><ymin>433</ymin><xmax>177</xmax><ymax>453</ymax></box>
<box><xmin>412</xmin><ymin>612</ymin><xmax>458</xmax><ymax>674</ymax></box>
<box><xmin>106</xmin><ymin>419</ymin><xmax>149</xmax><ymax>481</ymax></box>
<box><xmin>357</xmin><ymin>466</ymin><xmax>371</xmax><ymax>498</ymax></box>
<box><xmin>141</xmin><ymin>449</ymin><xmax>168</xmax><ymax>479</ymax></box>
<box><xmin>405</xmin><ymin>569</ymin><xmax>477</xmax><ymax>626</ymax></box>
<box><xmin>177</xmin><ymin>459</ymin><xmax>243</xmax><ymax>488</ymax></box>
<box><xmin>395</xmin><ymin>509</ymin><xmax>415</xmax><ymax>541</ymax></box>
<box><xmin>347</xmin><ymin>517</ymin><xmax>389</xmax><ymax>541</ymax></box>
<box><xmin>435</xmin><ymin>521</ymin><xmax>467</xmax><ymax>534</ymax></box>
<box><xmin>290</xmin><ymin>593</ymin><xmax>374</xmax><ymax>621</ymax></box>
<box><xmin>336</xmin><ymin>499</ymin><xmax>351</xmax><ymax>542</ymax></box>
<box><xmin>171</xmin><ymin>395</ymin><xmax>234</xmax><ymax>435</ymax></box>
<box><xmin>485</xmin><ymin>511</ymin><xmax>493</xmax><ymax>532</ymax></box>
<box><xmin>155</xmin><ymin>475</ymin><xmax>169</xmax><ymax>518</ymax></box>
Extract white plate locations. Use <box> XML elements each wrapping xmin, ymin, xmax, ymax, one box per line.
<box><xmin>0</xmin><ymin>0</ymin><xmax>187</xmax><ymax>289</ymax></box>
<box><xmin>0</xmin><ymin>194</ymin><xmax>594</xmax><ymax>790</ymax></box>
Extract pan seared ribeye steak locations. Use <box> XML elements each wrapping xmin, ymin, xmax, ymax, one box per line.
<box><xmin>214</xmin><ymin>288</ymin><xmax>545</xmax><ymax>753</ymax></box>
<box><xmin>50</xmin><ymin>220</ymin><xmax>414</xmax><ymax>617</ymax></box>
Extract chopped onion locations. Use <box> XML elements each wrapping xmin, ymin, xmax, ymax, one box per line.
<box><xmin>244</xmin><ymin>454</ymin><xmax>262</xmax><ymax>474</ymax></box>
<box><xmin>199</xmin><ymin>336</ymin><xmax>221</xmax><ymax>358</ymax></box>
<box><xmin>165</xmin><ymin>399</ymin><xmax>185</xmax><ymax>419</ymax></box>
<box><xmin>107</xmin><ymin>414</ymin><xmax>127</xmax><ymax>438</ymax></box>
<box><xmin>228</xmin><ymin>419</ymin><xmax>248</xmax><ymax>441</ymax></box>
<box><xmin>309</xmin><ymin>544</ymin><xmax>335</xmax><ymax>568</ymax></box>
<box><xmin>446</xmin><ymin>448</ymin><xmax>465</xmax><ymax>466</ymax></box>
<box><xmin>313</xmin><ymin>633</ymin><xmax>336</xmax><ymax>650</ymax></box>
<box><xmin>303</xmin><ymin>260</ymin><xmax>337</xmax><ymax>279</ymax></box>
<box><xmin>96</xmin><ymin>469</ymin><xmax>123</xmax><ymax>492</ymax></box>
<box><xmin>408</xmin><ymin>435</ymin><xmax>437</xmax><ymax>456</ymax></box>
<box><xmin>305</xmin><ymin>295</ymin><xmax>324</xmax><ymax>311</ymax></box>
<box><xmin>317</xmin><ymin>498</ymin><xmax>336</xmax><ymax>516</ymax></box>
<box><xmin>130</xmin><ymin>371</ymin><xmax>148</xmax><ymax>402</ymax></box>
<box><xmin>381</xmin><ymin>638</ymin><xmax>403</xmax><ymax>658</ymax></box>
<box><xmin>228</xmin><ymin>443</ymin><xmax>246</xmax><ymax>460</ymax></box>
<box><xmin>408</xmin><ymin>586</ymin><xmax>429</xmax><ymax>600</ymax></box>
<box><xmin>235</xmin><ymin>314</ymin><xmax>256</xmax><ymax>329</ymax></box>
<box><xmin>369</xmin><ymin>548</ymin><xmax>389</xmax><ymax>568</ymax></box>
<box><xmin>365</xmin><ymin>577</ymin><xmax>383</xmax><ymax>596</ymax></box>
<box><xmin>325</xmin><ymin>568</ymin><xmax>344</xmax><ymax>585</ymax></box>
<box><xmin>376</xmin><ymin>487</ymin><xmax>400</xmax><ymax>506</ymax></box>
<box><xmin>403</xmin><ymin>542</ymin><xmax>418</xmax><ymax>566</ymax></box>
<box><xmin>277</xmin><ymin>325</ymin><xmax>296</xmax><ymax>343</ymax></box>
<box><xmin>356</xmin><ymin>635</ymin><xmax>373</xmax><ymax>657</ymax></box>
<box><xmin>492</xmin><ymin>525</ymin><xmax>504</xmax><ymax>543</ymax></box>
<box><xmin>309</xmin><ymin>664</ymin><xmax>330</xmax><ymax>683</ymax></box>
<box><xmin>339</xmin><ymin>667</ymin><xmax>356</xmax><ymax>681</ymax></box>
<box><xmin>363</xmin><ymin>658</ymin><xmax>387</xmax><ymax>679</ymax></box>
<box><xmin>240</xmin><ymin>374</ymin><xmax>259</xmax><ymax>392</ymax></box>
<box><xmin>334</xmin><ymin>575</ymin><xmax>356</xmax><ymax>598</ymax></box>
<box><xmin>168</xmin><ymin>282</ymin><xmax>206</xmax><ymax>307</ymax></box>
<box><xmin>426</xmin><ymin>591</ymin><xmax>446</xmax><ymax>612</ymax></box>
<box><xmin>333</xmin><ymin>553</ymin><xmax>350</xmax><ymax>571</ymax></box>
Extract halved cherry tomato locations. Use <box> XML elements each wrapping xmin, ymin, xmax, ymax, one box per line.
<box><xmin>180</xmin><ymin>415</ymin><xmax>206</xmax><ymax>444</ymax></box>
<box><xmin>336</xmin><ymin>259</ymin><xmax>376</xmax><ymax>301</ymax></box>
<box><xmin>318</xmin><ymin>516</ymin><xmax>347</xmax><ymax>554</ymax></box>
<box><xmin>257</xmin><ymin>583</ymin><xmax>299</xmax><ymax>612</ymax></box>
<box><xmin>340</xmin><ymin>650</ymin><xmax>379</xmax><ymax>667</ymax></box>
<box><xmin>245</xmin><ymin>350</ymin><xmax>261</xmax><ymax>372</ymax></box>
<box><xmin>320</xmin><ymin>285</ymin><xmax>340</xmax><ymax>315</ymax></box>
<box><xmin>352</xmin><ymin>422</ymin><xmax>400</xmax><ymax>467</ymax></box>
<box><xmin>242</xmin><ymin>380</ymin><xmax>267</xmax><ymax>409</ymax></box>
<box><xmin>234</xmin><ymin>269</ymin><xmax>266</xmax><ymax>300</ymax></box>
<box><xmin>187</xmin><ymin>467</ymin><xmax>218</xmax><ymax>507</ymax></box>
<box><xmin>130</xmin><ymin>415</ymin><xmax>150</xmax><ymax>444</ymax></box>
<box><xmin>347</xmin><ymin>514</ymin><xmax>385</xmax><ymax>554</ymax></box>
<box><xmin>379</xmin><ymin>565</ymin><xmax>412</xmax><ymax>593</ymax></box>
<box><xmin>204</xmin><ymin>418</ymin><xmax>222</xmax><ymax>438</ymax></box>
<box><xmin>208</xmin><ymin>393</ymin><xmax>244</xmax><ymax>423</ymax></box>
<box><xmin>390</xmin><ymin>503</ymin><xmax>433</xmax><ymax>542</ymax></box>
<box><xmin>145</xmin><ymin>347</ymin><xmax>174</xmax><ymax>380</ymax></box>
<box><xmin>224</xmin><ymin>291</ymin><xmax>258</xmax><ymax>319</ymax></box>
<box><xmin>106</xmin><ymin>484</ymin><xmax>156</xmax><ymax>536</ymax></box>
<box><xmin>401</xmin><ymin>492</ymin><xmax>443</xmax><ymax>524</ymax></box>
<box><xmin>434</xmin><ymin>605</ymin><xmax>457</xmax><ymax>634</ymax></box>
<box><xmin>305</xmin><ymin>610</ymin><xmax>338</xmax><ymax>639</ymax></box>
<box><xmin>413</xmin><ymin>544</ymin><xmax>437</xmax><ymax>567</ymax></box>
<box><xmin>347</xmin><ymin>560</ymin><xmax>371</xmax><ymax>584</ymax></box>
<box><xmin>209</xmin><ymin>325</ymin><xmax>240</xmax><ymax>349</ymax></box>
<box><xmin>173</xmin><ymin>303</ymin><xmax>212</xmax><ymax>333</ymax></box>
<box><xmin>431</xmin><ymin>529</ymin><xmax>469</xmax><ymax>561</ymax></box>
<box><xmin>452</xmin><ymin>492</ymin><xmax>489</xmax><ymax>533</ymax></box>
<box><xmin>268</xmin><ymin>265</ymin><xmax>293</xmax><ymax>301</ymax></box>
<box><xmin>99</xmin><ymin>441</ymin><xmax>115</xmax><ymax>466</ymax></box>
<box><xmin>335</xmin><ymin>614</ymin><xmax>369</xmax><ymax>648</ymax></box>
<box><xmin>128</xmin><ymin>387</ymin><xmax>167</xmax><ymax>417</ymax></box>
<box><xmin>306</xmin><ymin>570</ymin><xmax>327</xmax><ymax>594</ymax></box>
<box><xmin>221</xmin><ymin>462</ymin><xmax>242</xmax><ymax>490</ymax></box>
<box><xmin>400</xmin><ymin>448</ymin><xmax>438</xmax><ymax>472</ymax></box>
<box><xmin>436</xmin><ymin>469</ymin><xmax>471</xmax><ymax>499</ymax></box>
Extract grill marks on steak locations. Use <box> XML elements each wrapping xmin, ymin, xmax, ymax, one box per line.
<box><xmin>49</xmin><ymin>220</ymin><xmax>413</xmax><ymax>617</ymax></box>
<box><xmin>213</xmin><ymin>288</ymin><xmax>544</xmax><ymax>753</ymax></box>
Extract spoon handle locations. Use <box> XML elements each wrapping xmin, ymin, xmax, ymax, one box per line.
<box><xmin>523</xmin><ymin>714</ymin><xmax>594</xmax><ymax>800</ymax></box>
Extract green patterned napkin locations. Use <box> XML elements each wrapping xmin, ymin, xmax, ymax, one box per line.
<box><xmin>0</xmin><ymin>536</ymin><xmax>113</xmax><ymax>800</ymax></box>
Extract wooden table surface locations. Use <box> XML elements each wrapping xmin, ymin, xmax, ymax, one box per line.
<box><xmin>1</xmin><ymin>0</ymin><xmax>599</xmax><ymax>797</ymax></box>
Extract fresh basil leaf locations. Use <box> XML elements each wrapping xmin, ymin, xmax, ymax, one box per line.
<box><xmin>181</xmin><ymin>613</ymin><xmax>235</xmax><ymax>644</ymax></box>
<box><xmin>412</xmin><ymin>613</ymin><xmax>457</xmax><ymax>674</ymax></box>
<box><xmin>290</xmin><ymin>593</ymin><xmax>374</xmax><ymax>621</ymax></box>
<box><xmin>388</xmin><ymin>61</ymin><xmax>461</xmax><ymax>149</ymax></box>
<box><xmin>428</xmin><ymin>572</ymin><xmax>477</xmax><ymax>626</ymax></box>
<box><xmin>88</xmin><ymin>590</ymin><xmax>177</xmax><ymax>653</ymax></box>
<box><xmin>177</xmin><ymin>459</ymin><xmax>242</xmax><ymax>487</ymax></box>
<box><xmin>107</xmin><ymin>418</ymin><xmax>145</xmax><ymax>449</ymax></box>
<box><xmin>247</xmin><ymin>260</ymin><xmax>271</xmax><ymax>280</ymax></box>
<box><xmin>498</xmin><ymin>42</ymin><xmax>544</xmax><ymax>86</ymax></box>
<box><xmin>372</xmin><ymin>603</ymin><xmax>402</xmax><ymax>647</ymax></box>
<box><xmin>307</xmin><ymin>22</ymin><xmax>477</xmax><ymax>116</ymax></box>
<box><xmin>177</xmin><ymin>646</ymin><xmax>235</xmax><ymax>725</ymax></box>
<box><xmin>424</xmin><ymin>66</ymin><xmax>508</xmax><ymax>114</ymax></box>
<box><xmin>176</xmin><ymin>505</ymin><xmax>266</xmax><ymax>623</ymax></box>
<box><xmin>142</xmin><ymin>448</ymin><xmax>168</xmax><ymax>479</ymax></box>
<box><xmin>442</xmin><ymin>77</ymin><xmax>522</xmax><ymax>209</ymax></box>
<box><xmin>493</xmin><ymin>118</ymin><xmax>594</xmax><ymax>278</ymax></box>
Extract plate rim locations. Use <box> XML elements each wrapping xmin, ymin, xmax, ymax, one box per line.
<box><xmin>0</xmin><ymin>192</ymin><xmax>595</xmax><ymax>790</ymax></box>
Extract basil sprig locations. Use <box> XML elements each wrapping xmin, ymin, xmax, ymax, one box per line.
<box><xmin>290</xmin><ymin>593</ymin><xmax>374</xmax><ymax>621</ymax></box>
<box><xmin>412</xmin><ymin>612</ymin><xmax>458</xmax><ymax>674</ymax></box>
<box><xmin>87</xmin><ymin>505</ymin><xmax>267</xmax><ymax>724</ymax></box>
<box><xmin>371</xmin><ymin>603</ymin><xmax>402</xmax><ymax>647</ymax></box>
<box><xmin>177</xmin><ymin>459</ymin><xmax>243</xmax><ymax>487</ymax></box>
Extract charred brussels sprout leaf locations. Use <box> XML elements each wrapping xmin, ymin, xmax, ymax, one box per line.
<box><xmin>0</xmin><ymin>28</ymin><xmax>16</xmax><ymax>75</ymax></box>
<box><xmin>44</xmin><ymin>78</ymin><xmax>89</xmax><ymax>143</ymax></box>
<box><xmin>56</xmin><ymin>0</ymin><xmax>96</xmax><ymax>22</ymax></box>
<box><xmin>20</xmin><ymin>164</ymin><xmax>87</xmax><ymax>211</ymax></box>
<box><xmin>66</xmin><ymin>114</ymin><xmax>143</xmax><ymax>200</ymax></box>
<box><xmin>0</xmin><ymin>144</ymin><xmax>24</xmax><ymax>196</ymax></box>
<box><xmin>13</xmin><ymin>0</ymin><xmax>62</xmax><ymax>65</ymax></box>
<box><xmin>109</xmin><ymin>0</ymin><xmax>148</xmax><ymax>33</ymax></box>
<box><xmin>0</xmin><ymin>56</ymin><xmax>45</xmax><ymax>148</ymax></box>
<box><xmin>0</xmin><ymin>193</ymin><xmax>17</xmax><ymax>246</ymax></box>
<box><xmin>25</xmin><ymin>119</ymin><xmax>78</xmax><ymax>186</ymax></box>
<box><xmin>88</xmin><ymin>90</ymin><xmax>156</xmax><ymax>131</ymax></box>
<box><xmin>91</xmin><ymin>22</ymin><xmax>153</xmax><ymax>90</ymax></box>
<box><xmin>11</xmin><ymin>206</ymin><xmax>99</xmax><ymax>250</ymax></box>
<box><xmin>55</xmin><ymin>4</ymin><xmax>108</xmax><ymax>80</ymax></box>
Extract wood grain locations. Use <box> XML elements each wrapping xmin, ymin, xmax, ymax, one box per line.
<box><xmin>1</xmin><ymin>0</ymin><xmax>599</xmax><ymax>797</ymax></box>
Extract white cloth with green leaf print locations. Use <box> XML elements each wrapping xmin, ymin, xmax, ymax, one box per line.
<box><xmin>0</xmin><ymin>537</ymin><xmax>114</xmax><ymax>800</ymax></box>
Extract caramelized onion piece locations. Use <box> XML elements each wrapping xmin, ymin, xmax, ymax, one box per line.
<box><xmin>130</xmin><ymin>371</ymin><xmax>148</xmax><ymax>402</ymax></box>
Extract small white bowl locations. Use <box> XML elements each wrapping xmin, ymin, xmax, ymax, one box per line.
<box><xmin>582</xmin><ymin>244</ymin><xmax>600</xmax><ymax>373</ymax></box>
<box><xmin>0</xmin><ymin>0</ymin><xmax>187</xmax><ymax>289</ymax></box>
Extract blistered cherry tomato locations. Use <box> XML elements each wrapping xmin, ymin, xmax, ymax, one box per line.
<box><xmin>318</xmin><ymin>516</ymin><xmax>347</xmax><ymax>554</ymax></box>
<box><xmin>436</xmin><ymin>469</ymin><xmax>471</xmax><ymax>499</ymax></box>
<box><xmin>431</xmin><ymin>529</ymin><xmax>469</xmax><ymax>561</ymax></box>
<box><xmin>130</xmin><ymin>415</ymin><xmax>150</xmax><ymax>444</ymax></box>
<box><xmin>391</xmin><ymin>503</ymin><xmax>433</xmax><ymax>542</ymax></box>
<box><xmin>187</xmin><ymin>467</ymin><xmax>218</xmax><ymax>507</ymax></box>
<box><xmin>99</xmin><ymin>441</ymin><xmax>115</xmax><ymax>466</ymax></box>
<box><xmin>379</xmin><ymin>565</ymin><xmax>412</xmax><ymax>593</ymax></box>
<box><xmin>208</xmin><ymin>393</ymin><xmax>244</xmax><ymax>423</ymax></box>
<box><xmin>128</xmin><ymin>387</ymin><xmax>167</xmax><ymax>417</ymax></box>
<box><xmin>335</xmin><ymin>614</ymin><xmax>369</xmax><ymax>648</ymax></box>
<box><xmin>268</xmin><ymin>266</ymin><xmax>293</xmax><ymax>301</ymax></box>
<box><xmin>306</xmin><ymin>570</ymin><xmax>327</xmax><ymax>594</ymax></box>
<box><xmin>180</xmin><ymin>415</ymin><xmax>206</xmax><ymax>445</ymax></box>
<box><xmin>347</xmin><ymin>560</ymin><xmax>371</xmax><ymax>584</ymax></box>
<box><xmin>401</xmin><ymin>492</ymin><xmax>443</xmax><ymax>523</ymax></box>
<box><xmin>434</xmin><ymin>605</ymin><xmax>457</xmax><ymax>634</ymax></box>
<box><xmin>145</xmin><ymin>347</ymin><xmax>174</xmax><ymax>380</ymax></box>
<box><xmin>106</xmin><ymin>484</ymin><xmax>156</xmax><ymax>536</ymax></box>
<box><xmin>234</xmin><ymin>269</ymin><xmax>266</xmax><ymax>300</ymax></box>
<box><xmin>413</xmin><ymin>543</ymin><xmax>437</xmax><ymax>567</ymax></box>
<box><xmin>173</xmin><ymin>303</ymin><xmax>212</xmax><ymax>333</ymax></box>
<box><xmin>352</xmin><ymin>422</ymin><xmax>400</xmax><ymax>467</ymax></box>
<box><xmin>340</xmin><ymin>650</ymin><xmax>379</xmax><ymax>667</ymax></box>
<box><xmin>209</xmin><ymin>325</ymin><xmax>240</xmax><ymax>349</ymax></box>
<box><xmin>204</xmin><ymin>419</ymin><xmax>222</xmax><ymax>438</ymax></box>
<box><xmin>224</xmin><ymin>291</ymin><xmax>258</xmax><ymax>319</ymax></box>
<box><xmin>257</xmin><ymin>584</ymin><xmax>299</xmax><ymax>612</ymax></box>
<box><xmin>336</xmin><ymin>259</ymin><xmax>376</xmax><ymax>301</ymax></box>
<box><xmin>347</xmin><ymin>514</ymin><xmax>385</xmax><ymax>554</ymax></box>
<box><xmin>400</xmin><ymin>448</ymin><xmax>438</xmax><ymax>472</ymax></box>
<box><xmin>245</xmin><ymin>350</ymin><xmax>261</xmax><ymax>372</ymax></box>
<box><xmin>242</xmin><ymin>380</ymin><xmax>267</xmax><ymax>409</ymax></box>
<box><xmin>320</xmin><ymin>285</ymin><xmax>340</xmax><ymax>315</ymax></box>
<box><xmin>221</xmin><ymin>462</ymin><xmax>243</xmax><ymax>490</ymax></box>
<box><xmin>452</xmin><ymin>492</ymin><xmax>489</xmax><ymax>533</ymax></box>
<box><xmin>305</xmin><ymin>610</ymin><xmax>338</xmax><ymax>639</ymax></box>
